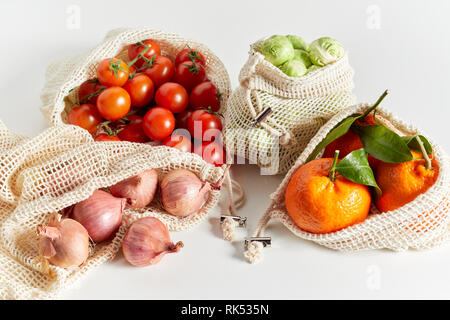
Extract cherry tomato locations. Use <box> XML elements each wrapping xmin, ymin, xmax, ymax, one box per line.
<box><xmin>175</xmin><ymin>47</ymin><xmax>206</xmax><ymax>67</ymax></box>
<box><xmin>96</xmin><ymin>58</ymin><xmax>130</xmax><ymax>87</ymax></box>
<box><xmin>96</xmin><ymin>86</ymin><xmax>131</xmax><ymax>120</ymax></box>
<box><xmin>190</xmin><ymin>82</ymin><xmax>221</xmax><ymax>112</ymax></box>
<box><xmin>175</xmin><ymin>108</ymin><xmax>194</xmax><ymax>129</ymax></box>
<box><xmin>118</xmin><ymin>115</ymin><xmax>149</xmax><ymax>143</ymax></box>
<box><xmin>174</xmin><ymin>61</ymin><xmax>207</xmax><ymax>92</ymax></box>
<box><xmin>140</xmin><ymin>55</ymin><xmax>174</xmax><ymax>88</ymax></box>
<box><xmin>155</xmin><ymin>82</ymin><xmax>188</xmax><ymax>113</ymax></box>
<box><xmin>142</xmin><ymin>107</ymin><xmax>175</xmax><ymax>141</ymax></box>
<box><xmin>187</xmin><ymin>109</ymin><xmax>222</xmax><ymax>141</ymax></box>
<box><xmin>78</xmin><ymin>79</ymin><xmax>106</xmax><ymax>105</ymax></box>
<box><xmin>128</xmin><ymin>39</ymin><xmax>161</xmax><ymax>68</ymax></box>
<box><xmin>123</xmin><ymin>74</ymin><xmax>155</xmax><ymax>108</ymax></box>
<box><xmin>68</xmin><ymin>104</ymin><xmax>102</xmax><ymax>134</ymax></box>
<box><xmin>94</xmin><ymin>133</ymin><xmax>121</xmax><ymax>142</ymax></box>
<box><xmin>162</xmin><ymin>134</ymin><xmax>192</xmax><ymax>152</ymax></box>
<box><xmin>194</xmin><ymin>141</ymin><xmax>226</xmax><ymax>167</ymax></box>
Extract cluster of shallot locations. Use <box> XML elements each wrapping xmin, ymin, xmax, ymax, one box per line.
<box><xmin>37</xmin><ymin>168</ymin><xmax>210</xmax><ymax>269</ymax></box>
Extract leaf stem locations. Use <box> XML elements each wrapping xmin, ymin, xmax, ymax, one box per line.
<box><xmin>415</xmin><ymin>136</ymin><xmax>432</xmax><ymax>170</ymax></box>
<box><xmin>329</xmin><ymin>150</ymin><xmax>340</xmax><ymax>182</ymax></box>
<box><xmin>361</xmin><ymin>89</ymin><xmax>389</xmax><ymax>118</ymax></box>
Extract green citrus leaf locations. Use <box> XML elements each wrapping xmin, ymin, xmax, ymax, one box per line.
<box><xmin>335</xmin><ymin>149</ymin><xmax>381</xmax><ymax>194</ymax></box>
<box><xmin>401</xmin><ymin>135</ymin><xmax>433</xmax><ymax>155</ymax></box>
<box><xmin>352</xmin><ymin>125</ymin><xmax>413</xmax><ymax>163</ymax></box>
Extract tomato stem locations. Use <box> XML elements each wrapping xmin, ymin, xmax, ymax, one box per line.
<box><xmin>329</xmin><ymin>150</ymin><xmax>340</xmax><ymax>182</ymax></box>
<box><xmin>415</xmin><ymin>136</ymin><xmax>432</xmax><ymax>170</ymax></box>
<box><xmin>128</xmin><ymin>45</ymin><xmax>150</xmax><ymax>68</ymax></box>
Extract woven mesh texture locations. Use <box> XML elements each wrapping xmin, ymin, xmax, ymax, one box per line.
<box><xmin>0</xmin><ymin>122</ymin><xmax>225</xmax><ymax>300</ymax></box>
<box><xmin>252</xmin><ymin>104</ymin><xmax>450</xmax><ymax>251</ymax></box>
<box><xmin>40</xmin><ymin>27</ymin><xmax>231</xmax><ymax>126</ymax></box>
<box><xmin>224</xmin><ymin>39</ymin><xmax>355</xmax><ymax>174</ymax></box>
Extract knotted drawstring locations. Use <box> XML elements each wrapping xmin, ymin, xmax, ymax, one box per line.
<box><xmin>244</xmin><ymin>207</ymin><xmax>274</xmax><ymax>264</ymax></box>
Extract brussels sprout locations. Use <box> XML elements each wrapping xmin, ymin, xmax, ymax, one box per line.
<box><xmin>286</xmin><ymin>35</ymin><xmax>308</xmax><ymax>51</ymax></box>
<box><xmin>293</xmin><ymin>49</ymin><xmax>312</xmax><ymax>68</ymax></box>
<box><xmin>280</xmin><ymin>59</ymin><xmax>308</xmax><ymax>77</ymax></box>
<box><xmin>309</xmin><ymin>37</ymin><xmax>345</xmax><ymax>67</ymax></box>
<box><xmin>307</xmin><ymin>65</ymin><xmax>321</xmax><ymax>74</ymax></box>
<box><xmin>260</xmin><ymin>35</ymin><xmax>295</xmax><ymax>66</ymax></box>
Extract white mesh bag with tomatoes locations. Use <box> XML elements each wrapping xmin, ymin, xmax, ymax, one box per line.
<box><xmin>244</xmin><ymin>95</ymin><xmax>450</xmax><ymax>264</ymax></box>
<box><xmin>224</xmin><ymin>35</ymin><xmax>355</xmax><ymax>174</ymax></box>
<box><xmin>0</xmin><ymin>121</ymin><xmax>227</xmax><ymax>299</ymax></box>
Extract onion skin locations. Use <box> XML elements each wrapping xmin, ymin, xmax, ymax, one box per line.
<box><xmin>71</xmin><ymin>190</ymin><xmax>125</xmax><ymax>243</ymax></box>
<box><xmin>122</xmin><ymin>217</ymin><xmax>183</xmax><ymax>267</ymax></box>
<box><xmin>37</xmin><ymin>215</ymin><xmax>90</xmax><ymax>269</ymax></box>
<box><xmin>161</xmin><ymin>169</ymin><xmax>211</xmax><ymax>217</ymax></box>
<box><xmin>109</xmin><ymin>169</ymin><xmax>158</xmax><ymax>208</ymax></box>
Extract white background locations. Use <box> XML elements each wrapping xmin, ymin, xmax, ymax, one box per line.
<box><xmin>1</xmin><ymin>0</ymin><xmax>450</xmax><ymax>299</ymax></box>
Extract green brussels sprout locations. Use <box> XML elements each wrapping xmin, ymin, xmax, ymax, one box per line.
<box><xmin>260</xmin><ymin>35</ymin><xmax>295</xmax><ymax>66</ymax></box>
<box><xmin>293</xmin><ymin>49</ymin><xmax>312</xmax><ymax>68</ymax></box>
<box><xmin>307</xmin><ymin>65</ymin><xmax>321</xmax><ymax>74</ymax></box>
<box><xmin>286</xmin><ymin>35</ymin><xmax>308</xmax><ymax>51</ymax></box>
<box><xmin>280</xmin><ymin>59</ymin><xmax>308</xmax><ymax>77</ymax></box>
<box><xmin>309</xmin><ymin>37</ymin><xmax>345</xmax><ymax>67</ymax></box>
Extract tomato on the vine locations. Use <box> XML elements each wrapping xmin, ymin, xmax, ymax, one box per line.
<box><xmin>94</xmin><ymin>133</ymin><xmax>121</xmax><ymax>142</ymax></box>
<box><xmin>117</xmin><ymin>115</ymin><xmax>149</xmax><ymax>143</ymax></box>
<box><xmin>142</xmin><ymin>107</ymin><xmax>175</xmax><ymax>141</ymax></box>
<box><xmin>187</xmin><ymin>109</ymin><xmax>222</xmax><ymax>141</ymax></box>
<box><xmin>190</xmin><ymin>82</ymin><xmax>221</xmax><ymax>112</ymax></box>
<box><xmin>96</xmin><ymin>86</ymin><xmax>131</xmax><ymax>120</ymax></box>
<box><xmin>194</xmin><ymin>141</ymin><xmax>226</xmax><ymax>167</ymax></box>
<box><xmin>175</xmin><ymin>47</ymin><xmax>206</xmax><ymax>67</ymax></box>
<box><xmin>78</xmin><ymin>79</ymin><xmax>106</xmax><ymax>105</ymax></box>
<box><xmin>68</xmin><ymin>104</ymin><xmax>102</xmax><ymax>134</ymax></box>
<box><xmin>123</xmin><ymin>74</ymin><xmax>155</xmax><ymax>107</ymax></box>
<box><xmin>175</xmin><ymin>108</ymin><xmax>194</xmax><ymax>129</ymax></box>
<box><xmin>155</xmin><ymin>82</ymin><xmax>188</xmax><ymax>113</ymax></box>
<box><xmin>140</xmin><ymin>55</ymin><xmax>174</xmax><ymax>88</ymax></box>
<box><xmin>162</xmin><ymin>134</ymin><xmax>192</xmax><ymax>153</ymax></box>
<box><xmin>97</xmin><ymin>58</ymin><xmax>130</xmax><ymax>87</ymax></box>
<box><xmin>128</xmin><ymin>39</ymin><xmax>161</xmax><ymax>68</ymax></box>
<box><xmin>174</xmin><ymin>61</ymin><xmax>207</xmax><ymax>92</ymax></box>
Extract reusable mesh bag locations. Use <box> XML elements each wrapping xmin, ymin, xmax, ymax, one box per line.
<box><xmin>244</xmin><ymin>104</ymin><xmax>450</xmax><ymax>263</ymax></box>
<box><xmin>40</xmin><ymin>27</ymin><xmax>231</xmax><ymax>125</ymax></box>
<box><xmin>0</xmin><ymin>122</ymin><xmax>226</xmax><ymax>299</ymax></box>
<box><xmin>224</xmin><ymin>38</ymin><xmax>355</xmax><ymax>174</ymax></box>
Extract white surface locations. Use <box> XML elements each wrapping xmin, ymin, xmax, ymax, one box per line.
<box><xmin>1</xmin><ymin>0</ymin><xmax>450</xmax><ymax>299</ymax></box>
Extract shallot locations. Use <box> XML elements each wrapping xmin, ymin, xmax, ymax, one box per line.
<box><xmin>70</xmin><ymin>190</ymin><xmax>125</xmax><ymax>242</ymax></box>
<box><xmin>160</xmin><ymin>169</ymin><xmax>211</xmax><ymax>217</ymax></box>
<box><xmin>109</xmin><ymin>169</ymin><xmax>158</xmax><ymax>208</ymax></box>
<box><xmin>122</xmin><ymin>217</ymin><xmax>183</xmax><ymax>267</ymax></box>
<box><xmin>37</xmin><ymin>213</ymin><xmax>90</xmax><ymax>269</ymax></box>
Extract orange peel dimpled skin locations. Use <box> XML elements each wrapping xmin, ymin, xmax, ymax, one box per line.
<box><xmin>285</xmin><ymin>158</ymin><xmax>372</xmax><ymax>234</ymax></box>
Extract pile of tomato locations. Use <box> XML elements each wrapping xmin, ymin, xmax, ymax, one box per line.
<box><xmin>68</xmin><ymin>39</ymin><xmax>225</xmax><ymax>167</ymax></box>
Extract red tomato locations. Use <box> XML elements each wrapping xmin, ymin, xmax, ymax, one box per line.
<box><xmin>128</xmin><ymin>39</ymin><xmax>161</xmax><ymax>68</ymax></box>
<box><xmin>140</xmin><ymin>55</ymin><xmax>174</xmax><ymax>88</ymax></box>
<box><xmin>162</xmin><ymin>134</ymin><xmax>192</xmax><ymax>152</ymax></box>
<box><xmin>174</xmin><ymin>61</ymin><xmax>207</xmax><ymax>92</ymax></box>
<box><xmin>187</xmin><ymin>109</ymin><xmax>223</xmax><ymax>141</ymax></box>
<box><xmin>155</xmin><ymin>82</ymin><xmax>188</xmax><ymax>113</ymax></box>
<box><xmin>68</xmin><ymin>104</ymin><xmax>103</xmax><ymax>134</ymax></box>
<box><xmin>97</xmin><ymin>58</ymin><xmax>130</xmax><ymax>87</ymax></box>
<box><xmin>123</xmin><ymin>74</ymin><xmax>155</xmax><ymax>108</ymax></box>
<box><xmin>97</xmin><ymin>87</ymin><xmax>131</xmax><ymax>120</ymax></box>
<box><xmin>142</xmin><ymin>107</ymin><xmax>175</xmax><ymax>141</ymax></box>
<box><xmin>175</xmin><ymin>47</ymin><xmax>206</xmax><ymax>67</ymax></box>
<box><xmin>175</xmin><ymin>108</ymin><xmax>194</xmax><ymax>129</ymax></box>
<box><xmin>78</xmin><ymin>79</ymin><xmax>106</xmax><ymax>105</ymax></box>
<box><xmin>117</xmin><ymin>115</ymin><xmax>149</xmax><ymax>143</ymax></box>
<box><xmin>194</xmin><ymin>141</ymin><xmax>226</xmax><ymax>167</ymax></box>
<box><xmin>94</xmin><ymin>133</ymin><xmax>121</xmax><ymax>142</ymax></box>
<box><xmin>190</xmin><ymin>82</ymin><xmax>221</xmax><ymax>112</ymax></box>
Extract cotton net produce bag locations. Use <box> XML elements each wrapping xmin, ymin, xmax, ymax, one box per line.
<box><xmin>224</xmin><ymin>37</ymin><xmax>355</xmax><ymax>174</ymax></box>
<box><xmin>40</xmin><ymin>27</ymin><xmax>231</xmax><ymax>126</ymax></box>
<box><xmin>0</xmin><ymin>121</ymin><xmax>226</xmax><ymax>299</ymax></box>
<box><xmin>244</xmin><ymin>103</ymin><xmax>450</xmax><ymax>264</ymax></box>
